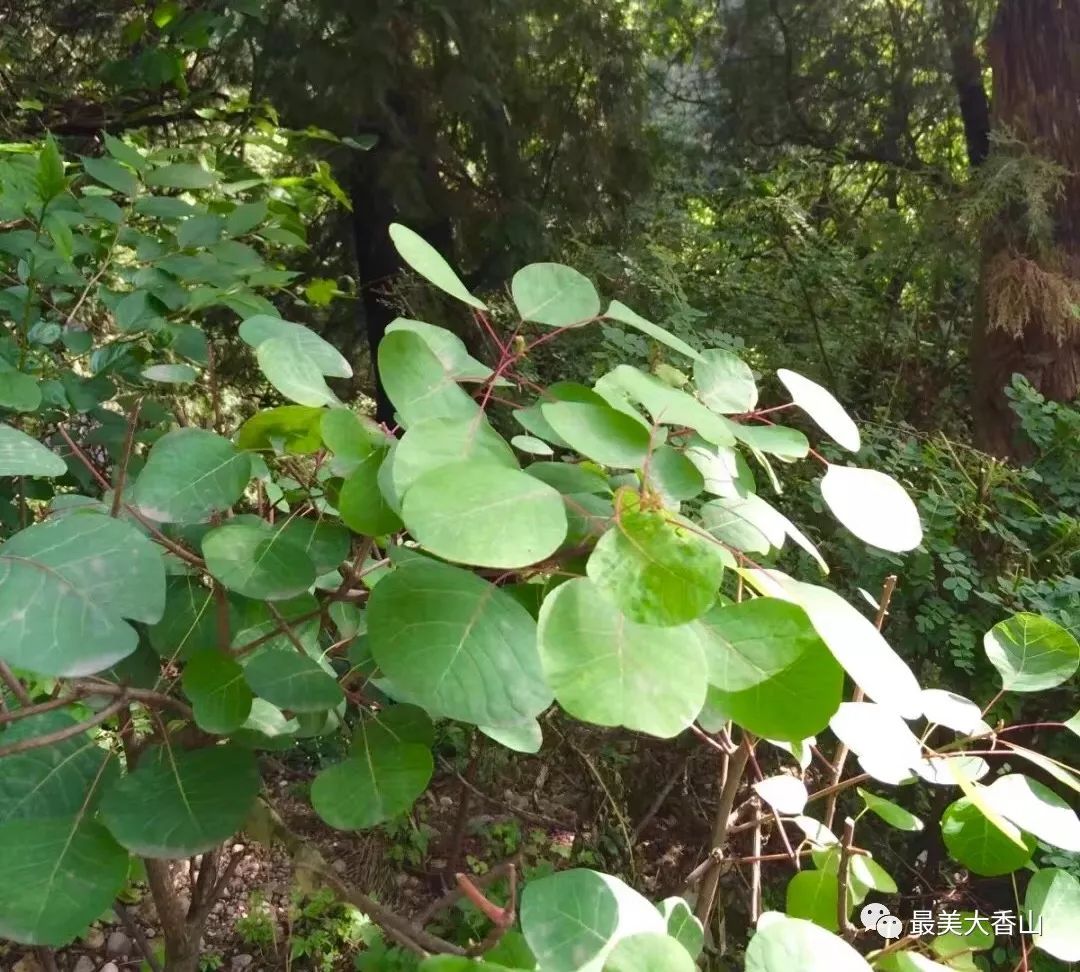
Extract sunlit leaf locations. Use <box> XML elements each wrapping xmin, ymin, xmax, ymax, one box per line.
<box><xmin>776</xmin><ymin>369</ymin><xmax>860</xmax><ymax>452</ymax></box>
<box><xmin>389</xmin><ymin>223</ymin><xmax>486</xmax><ymax>309</ymax></box>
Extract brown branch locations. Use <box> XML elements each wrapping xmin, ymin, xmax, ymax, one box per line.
<box><xmin>464</xmin><ymin>864</ymin><xmax>517</xmax><ymax>957</ymax></box>
<box><xmin>0</xmin><ymin>692</ymin><xmax>85</xmax><ymax>726</ymax></box>
<box><xmin>114</xmin><ymin>900</ymin><xmax>163</xmax><ymax>972</ymax></box>
<box><xmin>0</xmin><ymin>660</ymin><xmax>33</xmax><ymax>706</ymax></box>
<box><xmin>110</xmin><ymin>397</ymin><xmax>143</xmax><ymax>517</ymax></box>
<box><xmin>632</xmin><ymin>751</ymin><xmax>692</xmax><ymax>842</ymax></box>
<box><xmin>417</xmin><ymin>861</ymin><xmax>518</xmax><ymax>926</ymax></box>
<box><xmin>73</xmin><ymin>679</ymin><xmax>193</xmax><ymax>720</ymax></box>
<box><xmin>750</xmin><ymin>799</ymin><xmax>763</xmax><ymax>924</ymax></box>
<box><xmin>837</xmin><ymin>816</ymin><xmax>857</xmax><ymax>939</ymax></box>
<box><xmin>0</xmin><ymin>697</ymin><xmax>126</xmax><ymax>758</ymax></box>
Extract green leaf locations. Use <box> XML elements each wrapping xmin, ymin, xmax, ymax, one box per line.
<box><xmin>386</xmin><ymin>318</ymin><xmax>496</xmax><ymax>382</ymax></box>
<box><xmin>702</xmin><ymin>493</ymin><xmax>780</xmax><ymax>554</ymax></box>
<box><xmin>776</xmin><ymin>369</ymin><xmax>860</xmax><ymax>452</ymax></box>
<box><xmin>311</xmin><ymin>722</ymin><xmax>433</xmax><ymax>830</ymax></box>
<box><xmin>338</xmin><ymin>447</ymin><xmax>403</xmax><ymax>536</ymax></box>
<box><xmin>480</xmin><ymin>719</ymin><xmax>543</xmax><ymax>753</ymax></box>
<box><xmin>104</xmin><ymin>134</ymin><xmax>148</xmax><ymax>171</ymax></box>
<box><xmin>100</xmin><ymin>745</ymin><xmax>259</xmax><ymax>857</ymax></box>
<box><xmin>983</xmin><ymin>612</ymin><xmax>1080</xmax><ymax>692</ymax></box>
<box><xmin>202</xmin><ymin>522</ymin><xmax>316</xmax><ymax>600</ymax></box>
<box><xmin>146</xmin><ymin>162</ymin><xmax>217</xmax><ymax>189</ymax></box>
<box><xmin>694</xmin><ymin>349</ymin><xmax>758</xmax><ymax>413</ymax></box>
<box><xmin>940</xmin><ymin>797</ymin><xmax>1036</xmax><ymax>876</ymax></box>
<box><xmin>830</xmin><ymin>702</ymin><xmax>922</xmax><ymax>784</ymax></box>
<box><xmin>368</xmin><ymin>559</ymin><xmax>552</xmax><ymax>727</ymax></box>
<box><xmin>183</xmin><ymin>650</ymin><xmax>253</xmax><ymax>734</ymax></box>
<box><xmin>520</xmin><ymin>869</ymin><xmax>666</xmax><ymax>972</ymax></box>
<box><xmin>80</xmin><ymin>155</ymin><xmax>138</xmax><ymax>196</ymax></box>
<box><xmin>378</xmin><ymin>329</ymin><xmax>480</xmax><ymax>428</ymax></box>
<box><xmin>657</xmin><ymin>897</ymin><xmax>704</xmax><ymax>960</ymax></box>
<box><xmin>512</xmin><ymin>434</ymin><xmax>554</xmax><ymax>456</ymax></box>
<box><xmin>786</xmin><ymin>870</ymin><xmax>840</xmax><ymax>931</ymax></box>
<box><xmin>512</xmin><ymin>263</ymin><xmax>600</xmax><ymax>327</ymax></box>
<box><xmin>389</xmin><ymin>223</ymin><xmax>487</xmax><ymax>309</ymax></box>
<box><xmin>321</xmin><ymin>408</ymin><xmax>386</xmax><ymax>465</ymax></box>
<box><xmin>525</xmin><ymin>461</ymin><xmax>610</xmax><ymax>496</ymax></box>
<box><xmin>392</xmin><ymin>416</ymin><xmax>517</xmax><ymax>498</ymax></box>
<box><xmin>540</xmin><ymin>401</ymin><xmax>653</xmax><ymax>468</ymax></box>
<box><xmin>744</xmin><ymin>914</ymin><xmax>872</xmax><ymax>972</ymax></box>
<box><xmin>731</xmin><ymin>424</ymin><xmax>809</xmax><ymax>460</ymax></box>
<box><xmin>603</xmin><ymin>933</ymin><xmax>696</xmax><ymax>972</ymax></box>
<box><xmin>225</xmin><ymin>200</ymin><xmax>269</xmax><ymax>236</ymax></box>
<box><xmin>538</xmin><ymin>578</ymin><xmax>707</xmax><ymax>738</ymax></box>
<box><xmin>237</xmin><ymin>405</ymin><xmax>325</xmax><ymax>454</ymax></box>
<box><xmin>695</xmin><ymin>599</ymin><xmax>842</xmax><ymax>742</ymax></box>
<box><xmin>239</xmin><ymin>315</ymin><xmax>352</xmax><ymax>379</ymax></box>
<box><xmin>753</xmin><ymin>775</ymin><xmax>809</xmax><ymax>815</ymax></box>
<box><xmin>820</xmin><ymin>465</ymin><xmax>922</xmax><ymax>553</ymax></box>
<box><xmin>0</xmin><ymin>712</ymin><xmax>115</xmax><ymax>822</ymax></box>
<box><xmin>643</xmin><ymin>446</ymin><xmax>704</xmax><ymax>503</ymax></box>
<box><xmin>983</xmin><ymin>774</ymin><xmax>1080</xmax><ymax>852</ymax></box>
<box><xmin>605</xmin><ymin>301</ymin><xmax>703</xmax><ymax>362</ymax></box>
<box><xmin>256</xmin><ymin>337</ymin><xmax>340</xmax><ymax>407</ymax></box>
<box><xmin>402</xmin><ymin>462</ymin><xmax>567</xmax><ymax>569</ymax></box>
<box><xmin>0</xmin><ymin>368</ymin><xmax>42</xmax><ymax>412</ymax></box>
<box><xmin>273</xmin><ymin>518</ymin><xmax>350</xmax><ymax>574</ymax></box>
<box><xmin>772</xmin><ymin>578</ymin><xmax>923</xmax><ymax>720</ymax></box>
<box><xmin>36</xmin><ymin>137</ymin><xmax>67</xmax><ymax>200</ymax></box>
<box><xmin>857</xmin><ymin>789</ymin><xmax>924</xmax><ymax>832</ymax></box>
<box><xmin>0</xmin><ymin>818</ymin><xmax>128</xmax><ymax>945</ymax></box>
<box><xmin>587</xmin><ymin>509</ymin><xmax>726</xmax><ymax>626</ymax></box>
<box><xmin>149</xmin><ymin>576</ymin><xmax>230</xmax><ymax>661</ymax></box>
<box><xmin>244</xmin><ymin>659</ymin><xmax>337</xmax><ymax>721</ymax></box>
<box><xmin>607</xmin><ymin>365</ymin><xmax>734</xmax><ymax>446</ymax></box>
<box><xmin>133</xmin><ymin>428</ymin><xmax>251</xmax><ymax>523</ymax></box>
<box><xmin>1026</xmin><ymin>868</ymin><xmax>1080</xmax><ymax>962</ymax></box>
<box><xmin>142</xmin><ymin>363</ymin><xmax>198</xmax><ymax>384</ymax></box>
<box><xmin>0</xmin><ymin>423</ymin><xmax>66</xmax><ymax>476</ymax></box>
<box><xmin>0</xmin><ymin>513</ymin><xmax>165</xmax><ymax>676</ymax></box>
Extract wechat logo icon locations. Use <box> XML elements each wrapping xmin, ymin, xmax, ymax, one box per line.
<box><xmin>861</xmin><ymin>903</ymin><xmax>903</xmax><ymax>940</ymax></box>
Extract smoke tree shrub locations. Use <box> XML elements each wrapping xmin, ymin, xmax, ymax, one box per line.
<box><xmin>0</xmin><ymin>142</ymin><xmax>1077</xmax><ymax>972</ymax></box>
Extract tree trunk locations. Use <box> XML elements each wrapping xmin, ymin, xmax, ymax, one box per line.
<box><xmin>971</xmin><ymin>0</ymin><xmax>1080</xmax><ymax>457</ymax></box>
<box><xmin>939</xmin><ymin>0</ymin><xmax>990</xmax><ymax>167</ymax></box>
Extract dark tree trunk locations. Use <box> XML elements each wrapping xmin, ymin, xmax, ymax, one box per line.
<box><xmin>939</xmin><ymin>0</ymin><xmax>991</xmax><ymax>167</ymax></box>
<box><xmin>971</xmin><ymin>0</ymin><xmax>1080</xmax><ymax>457</ymax></box>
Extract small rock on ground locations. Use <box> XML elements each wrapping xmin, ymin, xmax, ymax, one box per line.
<box><xmin>232</xmin><ymin>955</ymin><xmax>255</xmax><ymax>970</ymax></box>
<box><xmin>71</xmin><ymin>958</ymin><xmax>95</xmax><ymax>972</ymax></box>
<box><xmin>12</xmin><ymin>955</ymin><xmax>43</xmax><ymax>972</ymax></box>
<box><xmin>100</xmin><ymin>963</ymin><xmax>120</xmax><ymax>972</ymax></box>
<box><xmin>105</xmin><ymin>930</ymin><xmax>131</xmax><ymax>957</ymax></box>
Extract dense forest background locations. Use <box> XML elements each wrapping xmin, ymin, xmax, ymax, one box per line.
<box><xmin>0</xmin><ymin>1</ymin><xmax>1077</xmax><ymax>970</ymax></box>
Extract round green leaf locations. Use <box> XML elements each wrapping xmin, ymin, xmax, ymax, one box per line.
<box><xmin>512</xmin><ymin>434</ymin><xmax>554</xmax><ymax>456</ymax></box>
<box><xmin>479</xmin><ymin>719</ymin><xmax>543</xmax><ymax>754</ymax></box>
<box><xmin>857</xmin><ymin>788</ymin><xmax>924</xmax><ymax>832</ymax></box>
<box><xmin>312</xmin><ymin>736</ymin><xmax>433</xmax><ymax>830</ymax></box>
<box><xmin>369</xmin><ymin>559</ymin><xmax>551</xmax><ymax>726</ymax></box>
<box><xmin>521</xmin><ymin>869</ymin><xmax>666</xmax><ymax>972</ymax></box>
<box><xmin>149</xmin><ymin>576</ymin><xmax>233</xmax><ymax>661</ymax></box>
<box><xmin>607</xmin><ymin>365</ymin><xmax>734</xmax><ymax>446</ymax></box>
<box><xmin>694</xmin><ymin>348</ymin><xmax>758</xmax><ymax>413</ymax></box>
<box><xmin>820</xmin><ymin>464</ymin><xmax>922</xmax><ymax>553</ymax></box>
<box><xmin>237</xmin><ymin>405</ymin><xmax>325</xmax><ymax>455</ymax></box>
<box><xmin>0</xmin><ymin>818</ymin><xmax>128</xmax><ymax>945</ymax></box>
<box><xmin>525</xmin><ymin>460</ymin><xmax>610</xmax><ymax>496</ymax></box>
<box><xmin>393</xmin><ymin>416</ymin><xmax>517</xmax><ymax>497</ymax></box>
<box><xmin>603</xmin><ymin>933</ymin><xmax>695</xmax><ymax>972</ymax></box>
<box><xmin>1026</xmin><ymin>868</ymin><xmax>1080</xmax><ymax>961</ymax></box>
<box><xmin>0</xmin><ymin>513</ymin><xmax>166</xmax><ymax>676</ymax></box>
<box><xmin>402</xmin><ymin>461</ymin><xmax>567</xmax><ymax>569</ymax></box>
<box><xmin>941</xmin><ymin>797</ymin><xmax>1036</xmax><ymax>875</ymax></box>
<box><xmin>512</xmin><ymin>263</ymin><xmax>600</xmax><ymax>327</ymax></box>
<box><xmin>378</xmin><ymin>329</ymin><xmax>480</xmax><ymax>428</ymax></box>
<box><xmin>646</xmin><ymin>446</ymin><xmax>705</xmax><ymax>503</ymax></box>
<box><xmin>780</xmin><ymin>579</ymin><xmax>923</xmax><ymax>720</ymax></box>
<box><xmin>338</xmin><ymin>447</ymin><xmax>403</xmax><ymax>536</ymax></box>
<box><xmin>732</xmin><ymin>424</ymin><xmax>810</xmax><ymax>460</ymax></box>
<box><xmin>920</xmin><ymin>689</ymin><xmax>989</xmax><ymax>734</ymax></box>
<box><xmin>983</xmin><ymin>774</ymin><xmax>1080</xmax><ymax>852</ymax></box>
<box><xmin>146</xmin><ymin>162</ymin><xmax>216</xmax><ymax>189</ymax></box>
<box><xmin>389</xmin><ymin>223</ymin><xmax>487</xmax><ymax>310</ymax></box>
<box><xmin>239</xmin><ymin>315</ymin><xmax>352</xmax><ymax>378</ymax></box>
<box><xmin>587</xmin><ymin>511</ymin><xmax>726</xmax><ymax>626</ymax></box>
<box><xmin>100</xmin><ymin>745</ymin><xmax>260</xmax><ymax>857</ymax></box>
<box><xmin>0</xmin><ymin>422</ymin><xmax>67</xmax><ymax>477</ymax></box>
<box><xmin>745</xmin><ymin>914</ymin><xmax>872</xmax><ymax>972</ymax></box>
<box><xmin>538</xmin><ymin>578</ymin><xmax>708</xmax><ymax>738</ymax></box>
<box><xmin>142</xmin><ymin>363</ymin><xmax>198</xmax><ymax>384</ymax></box>
<box><xmin>203</xmin><ymin>523</ymin><xmax>315</xmax><ymax>600</ymax></box>
<box><xmin>695</xmin><ymin>599</ymin><xmax>842</xmax><ymax>742</ymax></box>
<box><xmin>657</xmin><ymin>897</ymin><xmax>704</xmax><ymax>960</ymax></box>
<box><xmin>983</xmin><ymin>612</ymin><xmax>1080</xmax><ymax>692</ymax></box>
<box><xmin>0</xmin><ymin>368</ymin><xmax>42</xmax><ymax>412</ymax></box>
<box><xmin>386</xmin><ymin>318</ymin><xmax>496</xmax><ymax>383</ymax></box>
<box><xmin>321</xmin><ymin>408</ymin><xmax>386</xmax><ymax>464</ymax></box>
<box><xmin>776</xmin><ymin>369</ymin><xmax>860</xmax><ymax>452</ymax></box>
<box><xmin>256</xmin><ymin>336</ymin><xmax>339</xmax><ymax>407</ymax></box>
<box><xmin>133</xmin><ymin>428</ymin><xmax>251</xmax><ymax>523</ymax></box>
<box><xmin>786</xmin><ymin>870</ymin><xmax>840</xmax><ymax>931</ymax></box>
<box><xmin>540</xmin><ymin>401</ymin><xmax>653</xmax><ymax>468</ymax></box>
<box><xmin>273</xmin><ymin>518</ymin><xmax>350</xmax><ymax>573</ymax></box>
<box><xmin>243</xmin><ymin>647</ymin><xmax>343</xmax><ymax>713</ymax></box>
<box><xmin>183</xmin><ymin>650</ymin><xmax>253</xmax><ymax>734</ymax></box>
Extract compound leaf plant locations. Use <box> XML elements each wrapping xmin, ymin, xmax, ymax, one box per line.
<box><xmin>0</xmin><ymin>136</ymin><xmax>1077</xmax><ymax>972</ymax></box>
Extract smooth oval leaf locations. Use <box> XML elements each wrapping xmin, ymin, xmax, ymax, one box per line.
<box><xmin>133</xmin><ymin>428</ymin><xmax>251</xmax><ymax>523</ymax></box>
<box><xmin>389</xmin><ymin>223</ymin><xmax>487</xmax><ymax>309</ymax></box>
<box><xmin>857</xmin><ymin>788</ymin><xmax>924</xmax><ymax>832</ymax></box>
<box><xmin>983</xmin><ymin>774</ymin><xmax>1080</xmax><ymax>852</ymax></box>
<box><xmin>820</xmin><ymin>464</ymin><xmax>922</xmax><ymax>553</ymax></box>
<box><xmin>402</xmin><ymin>462</ymin><xmax>567</xmax><ymax>569</ymax></box>
<box><xmin>754</xmin><ymin>775</ymin><xmax>809</xmax><ymax>815</ymax></box>
<box><xmin>540</xmin><ymin>401</ymin><xmax>653</xmax><ymax>468</ymax></box>
<box><xmin>538</xmin><ymin>578</ymin><xmax>708</xmax><ymax>738</ymax></box>
<box><xmin>1026</xmin><ymin>868</ymin><xmax>1080</xmax><ymax>962</ymax></box>
<box><xmin>256</xmin><ymin>336</ymin><xmax>340</xmax><ymax>407</ymax></box>
<box><xmin>605</xmin><ymin>301</ymin><xmax>703</xmax><ymax>362</ymax></box>
<box><xmin>182</xmin><ymin>650</ymin><xmax>253</xmax><ymax>734</ymax></box>
<box><xmin>392</xmin><ymin>416</ymin><xmax>517</xmax><ymax>498</ymax></box>
<box><xmin>239</xmin><ymin>315</ymin><xmax>352</xmax><ymax>378</ymax></box>
<box><xmin>378</xmin><ymin>329</ymin><xmax>480</xmax><ymax>428</ymax></box>
<box><xmin>776</xmin><ymin>369</ymin><xmax>860</xmax><ymax>452</ymax></box>
<box><xmin>203</xmin><ymin>523</ymin><xmax>316</xmax><ymax>600</ymax></box>
<box><xmin>941</xmin><ymin>797</ymin><xmax>1036</xmax><ymax>876</ymax></box>
<box><xmin>0</xmin><ymin>423</ymin><xmax>67</xmax><ymax>477</ymax></box>
<box><xmin>983</xmin><ymin>612</ymin><xmax>1080</xmax><ymax>692</ymax></box>
<box><xmin>603</xmin><ymin>933</ymin><xmax>695</xmax><ymax>972</ymax></box>
<box><xmin>745</xmin><ymin>913</ymin><xmax>872</xmax><ymax>972</ymax></box>
<box><xmin>694</xmin><ymin>348</ymin><xmax>758</xmax><ymax>413</ymax></box>
<box><xmin>338</xmin><ymin>447</ymin><xmax>403</xmax><ymax>536</ymax></box>
<box><xmin>243</xmin><ymin>647</ymin><xmax>343</xmax><ymax>713</ymax></box>
<box><xmin>512</xmin><ymin>263</ymin><xmax>600</xmax><ymax>327</ymax></box>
